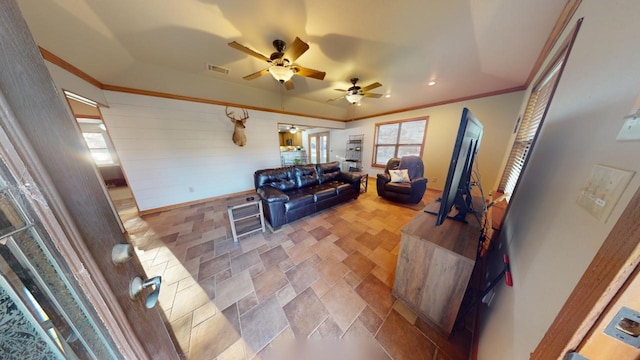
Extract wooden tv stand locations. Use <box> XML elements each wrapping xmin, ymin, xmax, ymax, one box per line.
<box><xmin>392</xmin><ymin>200</ymin><xmax>482</xmax><ymax>334</ymax></box>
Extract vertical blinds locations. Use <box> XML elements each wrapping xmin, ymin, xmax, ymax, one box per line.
<box><xmin>498</xmin><ymin>60</ymin><xmax>564</xmax><ymax>198</ymax></box>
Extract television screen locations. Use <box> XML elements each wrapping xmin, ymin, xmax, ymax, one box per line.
<box><xmin>429</xmin><ymin>107</ymin><xmax>484</xmax><ymax>226</ymax></box>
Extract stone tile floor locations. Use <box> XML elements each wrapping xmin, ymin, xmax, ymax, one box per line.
<box><xmin>111</xmin><ymin>179</ymin><xmax>473</xmax><ymax>360</ymax></box>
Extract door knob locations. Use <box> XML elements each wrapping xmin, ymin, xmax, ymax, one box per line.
<box><xmin>129</xmin><ymin>276</ymin><xmax>162</xmax><ymax>309</ymax></box>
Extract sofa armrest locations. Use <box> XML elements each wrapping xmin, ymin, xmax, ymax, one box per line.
<box><xmin>410</xmin><ymin>177</ymin><xmax>428</xmax><ymax>186</ymax></box>
<box><xmin>409</xmin><ymin>177</ymin><xmax>428</xmax><ymax>198</ymax></box>
<box><xmin>257</xmin><ymin>186</ymin><xmax>289</xmax><ymax>203</ymax></box>
<box><xmin>376</xmin><ymin>173</ymin><xmax>390</xmax><ymax>195</ymax></box>
<box><xmin>337</xmin><ymin>171</ymin><xmax>362</xmax><ymax>182</ymax></box>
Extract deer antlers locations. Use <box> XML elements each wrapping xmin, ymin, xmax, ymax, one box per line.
<box><xmin>225</xmin><ymin>107</ymin><xmax>249</xmax><ymax>147</ymax></box>
<box><xmin>225</xmin><ymin>107</ymin><xmax>249</xmax><ymax>124</ymax></box>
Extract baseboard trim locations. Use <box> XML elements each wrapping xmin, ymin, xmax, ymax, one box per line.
<box><xmin>138</xmin><ymin>189</ymin><xmax>256</xmax><ymax>216</ymax></box>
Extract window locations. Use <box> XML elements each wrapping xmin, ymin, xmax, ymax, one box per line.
<box><xmin>373</xmin><ymin>118</ymin><xmax>427</xmax><ymax>166</ymax></box>
<box><xmin>498</xmin><ymin>20</ymin><xmax>581</xmax><ymax>201</ymax></box>
<box><xmin>82</xmin><ymin>132</ymin><xmax>114</xmax><ymax>165</ymax></box>
<box><xmin>77</xmin><ymin>118</ymin><xmax>117</xmax><ymax>166</ymax></box>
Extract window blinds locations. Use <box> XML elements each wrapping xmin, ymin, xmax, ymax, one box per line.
<box><xmin>498</xmin><ymin>60</ymin><xmax>563</xmax><ymax>198</ymax></box>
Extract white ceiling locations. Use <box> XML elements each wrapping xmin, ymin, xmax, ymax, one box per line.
<box><xmin>16</xmin><ymin>0</ymin><xmax>567</xmax><ymax>121</ymax></box>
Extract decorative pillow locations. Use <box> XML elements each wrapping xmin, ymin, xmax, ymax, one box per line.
<box><xmin>389</xmin><ymin>169</ymin><xmax>410</xmax><ymax>183</ymax></box>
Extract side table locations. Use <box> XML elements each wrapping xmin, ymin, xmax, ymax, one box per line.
<box><xmin>356</xmin><ymin>173</ymin><xmax>368</xmax><ymax>193</ymax></box>
<box><xmin>228</xmin><ymin>198</ymin><xmax>265</xmax><ymax>242</ymax></box>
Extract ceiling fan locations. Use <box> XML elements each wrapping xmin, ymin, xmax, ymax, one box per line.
<box><xmin>329</xmin><ymin>78</ymin><xmax>383</xmax><ymax>104</ymax></box>
<box><xmin>228</xmin><ymin>37</ymin><xmax>326</xmax><ymax>90</ymax></box>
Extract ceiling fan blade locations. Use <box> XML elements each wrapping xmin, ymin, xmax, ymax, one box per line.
<box><xmin>326</xmin><ymin>95</ymin><xmax>345</xmax><ymax>102</ymax></box>
<box><xmin>364</xmin><ymin>92</ymin><xmax>383</xmax><ymax>98</ymax></box>
<box><xmin>283</xmin><ymin>80</ymin><xmax>295</xmax><ymax>90</ymax></box>
<box><xmin>228</xmin><ymin>41</ymin><xmax>270</xmax><ymax>62</ymax></box>
<box><xmin>284</xmin><ymin>37</ymin><xmax>310</xmax><ymax>62</ymax></box>
<box><xmin>360</xmin><ymin>82</ymin><xmax>382</xmax><ymax>92</ymax></box>
<box><xmin>333</xmin><ymin>89</ymin><xmax>347</xmax><ymax>93</ymax></box>
<box><xmin>292</xmin><ymin>66</ymin><xmax>326</xmax><ymax>80</ymax></box>
<box><xmin>243</xmin><ymin>68</ymin><xmax>270</xmax><ymax>80</ymax></box>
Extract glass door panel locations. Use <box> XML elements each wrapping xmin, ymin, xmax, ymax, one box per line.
<box><xmin>309</xmin><ymin>137</ymin><xmax>317</xmax><ymax>164</ymax></box>
<box><xmin>320</xmin><ymin>135</ymin><xmax>328</xmax><ymax>163</ymax></box>
<box><xmin>308</xmin><ymin>132</ymin><xmax>330</xmax><ymax>164</ymax></box>
<box><xmin>0</xmin><ymin>161</ymin><xmax>116</xmax><ymax>359</ymax></box>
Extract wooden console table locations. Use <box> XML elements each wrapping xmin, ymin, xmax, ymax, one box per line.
<box><xmin>392</xmin><ymin>200</ymin><xmax>482</xmax><ymax>334</ymax></box>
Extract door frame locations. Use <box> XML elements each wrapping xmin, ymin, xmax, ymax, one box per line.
<box><xmin>531</xmin><ymin>185</ymin><xmax>640</xmax><ymax>358</ymax></box>
<box><xmin>65</xmin><ymin>93</ymin><xmax>129</xmax><ymax>234</ymax></box>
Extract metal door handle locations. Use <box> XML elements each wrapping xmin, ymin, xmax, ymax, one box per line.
<box><xmin>129</xmin><ymin>276</ymin><xmax>162</xmax><ymax>309</ymax></box>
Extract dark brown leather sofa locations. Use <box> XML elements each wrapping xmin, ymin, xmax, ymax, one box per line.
<box><xmin>254</xmin><ymin>161</ymin><xmax>362</xmax><ymax>229</ymax></box>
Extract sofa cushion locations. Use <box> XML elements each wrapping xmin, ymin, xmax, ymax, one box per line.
<box><xmin>306</xmin><ymin>184</ymin><xmax>337</xmax><ymax>202</ymax></box>
<box><xmin>319</xmin><ymin>170</ymin><xmax>339</xmax><ymax>183</ymax></box>
<box><xmin>385</xmin><ymin>182</ymin><xmax>412</xmax><ymax>194</ymax></box>
<box><xmin>316</xmin><ymin>161</ymin><xmax>341</xmax><ymax>183</ymax></box>
<box><xmin>323</xmin><ymin>180</ymin><xmax>355</xmax><ymax>195</ymax></box>
<box><xmin>269</xmin><ymin>179</ymin><xmax>297</xmax><ymax>191</ymax></box>
<box><xmin>294</xmin><ymin>165</ymin><xmax>319</xmax><ymax>188</ymax></box>
<box><xmin>283</xmin><ymin>190</ymin><xmax>315</xmax><ymax>211</ymax></box>
<box><xmin>254</xmin><ymin>167</ymin><xmax>295</xmax><ymax>189</ymax></box>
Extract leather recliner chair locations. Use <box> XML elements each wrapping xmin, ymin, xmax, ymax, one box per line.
<box><xmin>376</xmin><ymin>155</ymin><xmax>428</xmax><ymax>204</ymax></box>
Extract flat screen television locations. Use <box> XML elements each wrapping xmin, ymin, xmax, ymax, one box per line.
<box><xmin>428</xmin><ymin>107</ymin><xmax>484</xmax><ymax>226</ymax></box>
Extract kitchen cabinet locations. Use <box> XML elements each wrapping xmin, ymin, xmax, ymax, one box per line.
<box><xmin>279</xmin><ymin>131</ymin><xmax>301</xmax><ymax>146</ymax></box>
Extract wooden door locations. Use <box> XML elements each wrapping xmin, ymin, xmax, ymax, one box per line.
<box><xmin>0</xmin><ymin>2</ymin><xmax>178</xmax><ymax>358</ymax></box>
<box><xmin>576</xmin><ymin>268</ymin><xmax>640</xmax><ymax>359</ymax></box>
<box><xmin>560</xmin><ymin>185</ymin><xmax>640</xmax><ymax>359</ymax></box>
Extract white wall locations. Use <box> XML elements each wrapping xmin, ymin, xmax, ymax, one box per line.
<box><xmin>478</xmin><ymin>1</ymin><xmax>640</xmax><ymax>359</ymax></box>
<box><xmin>334</xmin><ymin>92</ymin><xmax>524</xmax><ymax>193</ymax></box>
<box><xmin>42</xmin><ymin>61</ymin><xmax>347</xmax><ymax>211</ymax></box>
<box><xmin>100</xmin><ymin>91</ymin><xmax>345</xmax><ymax>211</ymax></box>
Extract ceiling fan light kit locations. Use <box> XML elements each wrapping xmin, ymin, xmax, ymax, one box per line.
<box><xmin>268</xmin><ymin>65</ymin><xmax>294</xmax><ymax>83</ymax></box>
<box><xmin>229</xmin><ymin>38</ymin><xmax>381</xmax><ymax>104</ymax></box>
<box><xmin>328</xmin><ymin>77</ymin><xmax>383</xmax><ymax>105</ymax></box>
<box><xmin>228</xmin><ymin>37</ymin><xmax>325</xmax><ymax>90</ymax></box>
<box><xmin>345</xmin><ymin>92</ymin><xmax>363</xmax><ymax>104</ymax></box>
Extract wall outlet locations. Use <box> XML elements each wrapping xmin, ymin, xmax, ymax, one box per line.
<box><xmin>431</xmin><ymin>177</ymin><xmax>438</xmax><ymax>183</ymax></box>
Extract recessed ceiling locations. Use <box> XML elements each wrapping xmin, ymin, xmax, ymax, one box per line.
<box><xmin>16</xmin><ymin>0</ymin><xmax>568</xmax><ymax>120</ymax></box>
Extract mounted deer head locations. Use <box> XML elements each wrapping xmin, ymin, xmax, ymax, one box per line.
<box><xmin>225</xmin><ymin>107</ymin><xmax>249</xmax><ymax>147</ymax></box>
